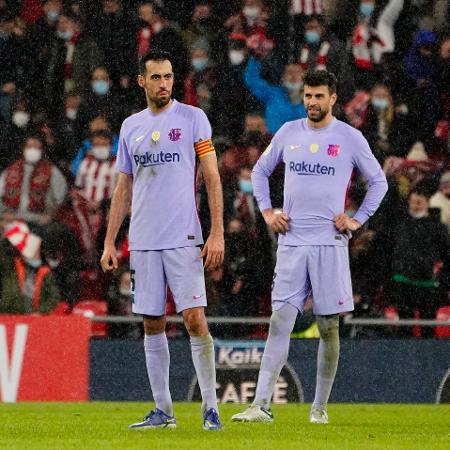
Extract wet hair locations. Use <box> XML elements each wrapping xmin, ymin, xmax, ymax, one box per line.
<box><xmin>303</xmin><ymin>69</ymin><xmax>338</xmax><ymax>94</ymax></box>
<box><xmin>139</xmin><ymin>49</ymin><xmax>173</xmax><ymax>75</ymax></box>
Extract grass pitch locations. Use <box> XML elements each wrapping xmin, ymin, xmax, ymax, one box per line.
<box><xmin>0</xmin><ymin>402</ymin><xmax>449</xmax><ymax>450</ymax></box>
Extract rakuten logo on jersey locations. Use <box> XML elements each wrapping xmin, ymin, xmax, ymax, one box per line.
<box><xmin>289</xmin><ymin>161</ymin><xmax>335</xmax><ymax>176</ymax></box>
<box><xmin>133</xmin><ymin>150</ymin><xmax>180</xmax><ymax>167</ymax></box>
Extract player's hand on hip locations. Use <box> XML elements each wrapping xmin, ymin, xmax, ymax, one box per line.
<box><xmin>334</xmin><ymin>213</ymin><xmax>362</xmax><ymax>232</ymax></box>
<box><xmin>100</xmin><ymin>243</ymin><xmax>119</xmax><ymax>272</ymax></box>
<box><xmin>263</xmin><ymin>209</ymin><xmax>290</xmax><ymax>234</ymax></box>
<box><xmin>200</xmin><ymin>233</ymin><xmax>225</xmax><ymax>271</ymax></box>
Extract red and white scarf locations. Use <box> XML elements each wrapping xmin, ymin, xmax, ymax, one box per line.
<box><xmin>299</xmin><ymin>41</ymin><xmax>330</xmax><ymax>71</ymax></box>
<box><xmin>290</xmin><ymin>0</ymin><xmax>323</xmax><ymax>15</ymax></box>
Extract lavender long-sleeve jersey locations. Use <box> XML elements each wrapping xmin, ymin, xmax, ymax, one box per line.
<box><xmin>116</xmin><ymin>100</ymin><xmax>213</xmax><ymax>250</ymax></box>
<box><xmin>252</xmin><ymin>118</ymin><xmax>388</xmax><ymax>246</ymax></box>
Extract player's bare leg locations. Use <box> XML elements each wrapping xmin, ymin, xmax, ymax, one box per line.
<box><xmin>310</xmin><ymin>314</ymin><xmax>340</xmax><ymax>424</ymax></box>
<box><xmin>183</xmin><ymin>307</ymin><xmax>222</xmax><ymax>430</ymax></box>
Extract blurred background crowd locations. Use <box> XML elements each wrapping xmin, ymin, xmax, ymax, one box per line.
<box><xmin>0</xmin><ymin>0</ymin><xmax>449</xmax><ymax>339</ymax></box>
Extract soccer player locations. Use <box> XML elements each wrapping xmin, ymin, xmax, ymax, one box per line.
<box><xmin>100</xmin><ymin>49</ymin><xmax>224</xmax><ymax>431</ymax></box>
<box><xmin>231</xmin><ymin>70</ymin><xmax>388</xmax><ymax>424</ymax></box>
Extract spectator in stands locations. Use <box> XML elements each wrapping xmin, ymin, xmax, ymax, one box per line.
<box><xmin>76</xmin><ymin>66</ymin><xmax>127</xmax><ymax>134</ymax></box>
<box><xmin>0</xmin><ymin>10</ymin><xmax>24</xmax><ymax>124</ymax></box>
<box><xmin>93</xmin><ymin>0</ymin><xmax>137</xmax><ymax>87</ymax></box>
<box><xmin>210</xmin><ymin>33</ymin><xmax>262</xmax><ymax>140</ymax></box>
<box><xmin>44</xmin><ymin>12</ymin><xmax>104</xmax><ymax>119</ymax></box>
<box><xmin>136</xmin><ymin>1</ymin><xmax>189</xmax><ymax>99</ymax></box>
<box><xmin>0</xmin><ymin>134</ymin><xmax>67</xmax><ymax>227</ymax></box>
<box><xmin>71</xmin><ymin>115</ymin><xmax>119</xmax><ymax>176</ymax></box>
<box><xmin>225</xmin><ymin>0</ymin><xmax>275</xmax><ymax>58</ymax></box>
<box><xmin>361</xmin><ymin>82</ymin><xmax>413</xmax><ymax>162</ymax></box>
<box><xmin>41</xmin><ymin>220</ymin><xmax>82</xmax><ymax>306</ymax></box>
<box><xmin>244</xmin><ymin>55</ymin><xmax>306</xmax><ymax>133</ymax></box>
<box><xmin>430</xmin><ymin>171</ymin><xmax>450</xmax><ymax>233</ymax></box>
<box><xmin>74</xmin><ymin>130</ymin><xmax>117</xmax><ymax>210</ymax></box>
<box><xmin>183</xmin><ymin>38</ymin><xmax>217</xmax><ymax>114</ymax></box>
<box><xmin>387</xmin><ymin>185</ymin><xmax>450</xmax><ymax>337</ymax></box>
<box><xmin>403</xmin><ymin>30</ymin><xmax>441</xmax><ymax>145</ymax></box>
<box><xmin>296</xmin><ymin>14</ymin><xmax>354</xmax><ymax>103</ymax></box>
<box><xmin>107</xmin><ymin>264</ymin><xmax>142</xmax><ymax>339</ymax></box>
<box><xmin>1</xmin><ymin>219</ymin><xmax>60</xmax><ymax>314</ymax></box>
<box><xmin>26</xmin><ymin>0</ymin><xmax>62</xmax><ymax>105</ymax></box>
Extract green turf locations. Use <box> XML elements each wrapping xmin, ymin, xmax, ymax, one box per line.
<box><xmin>0</xmin><ymin>402</ymin><xmax>449</xmax><ymax>450</ymax></box>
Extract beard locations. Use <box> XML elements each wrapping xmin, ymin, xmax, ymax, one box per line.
<box><xmin>147</xmin><ymin>91</ymin><xmax>171</xmax><ymax>108</ymax></box>
<box><xmin>307</xmin><ymin>106</ymin><xmax>328</xmax><ymax>123</ymax></box>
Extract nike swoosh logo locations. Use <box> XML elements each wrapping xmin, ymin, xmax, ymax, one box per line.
<box><xmin>290</xmin><ymin>145</ymin><xmax>301</xmax><ymax>150</ymax></box>
<box><xmin>135</xmin><ymin>135</ymin><xmax>145</xmax><ymax>142</ymax></box>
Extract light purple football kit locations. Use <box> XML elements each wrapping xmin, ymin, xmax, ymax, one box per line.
<box><xmin>116</xmin><ymin>100</ymin><xmax>212</xmax><ymax>315</ymax></box>
<box><xmin>252</xmin><ymin>117</ymin><xmax>388</xmax><ymax>315</ymax></box>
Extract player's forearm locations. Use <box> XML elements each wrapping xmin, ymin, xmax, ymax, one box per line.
<box><xmin>204</xmin><ymin>171</ymin><xmax>224</xmax><ymax>236</ymax></box>
<box><xmin>353</xmin><ymin>172</ymin><xmax>388</xmax><ymax>225</ymax></box>
<box><xmin>104</xmin><ymin>183</ymin><xmax>132</xmax><ymax>246</ymax></box>
<box><xmin>251</xmin><ymin>163</ymin><xmax>272</xmax><ymax>212</ymax></box>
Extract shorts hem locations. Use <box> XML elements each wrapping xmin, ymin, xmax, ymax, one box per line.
<box><xmin>176</xmin><ymin>301</ymin><xmax>207</xmax><ymax>314</ymax></box>
<box><xmin>132</xmin><ymin>308</ymin><xmax>166</xmax><ymax>316</ymax></box>
<box><xmin>313</xmin><ymin>305</ymin><xmax>354</xmax><ymax>316</ymax></box>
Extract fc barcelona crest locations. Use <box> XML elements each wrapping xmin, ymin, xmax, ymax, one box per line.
<box><xmin>327</xmin><ymin>144</ymin><xmax>340</xmax><ymax>157</ymax></box>
<box><xmin>168</xmin><ymin>128</ymin><xmax>182</xmax><ymax>142</ymax></box>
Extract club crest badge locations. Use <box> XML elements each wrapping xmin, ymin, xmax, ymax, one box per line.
<box><xmin>327</xmin><ymin>144</ymin><xmax>340</xmax><ymax>157</ymax></box>
<box><xmin>168</xmin><ymin>128</ymin><xmax>182</xmax><ymax>142</ymax></box>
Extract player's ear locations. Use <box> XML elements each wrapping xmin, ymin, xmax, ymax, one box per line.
<box><xmin>137</xmin><ymin>74</ymin><xmax>145</xmax><ymax>88</ymax></box>
<box><xmin>330</xmin><ymin>93</ymin><xmax>337</xmax><ymax>107</ymax></box>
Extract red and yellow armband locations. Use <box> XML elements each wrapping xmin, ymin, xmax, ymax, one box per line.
<box><xmin>194</xmin><ymin>138</ymin><xmax>215</xmax><ymax>159</ymax></box>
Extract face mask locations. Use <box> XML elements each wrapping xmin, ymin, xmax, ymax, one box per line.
<box><xmin>47</xmin><ymin>258</ymin><xmax>60</xmax><ymax>269</ymax></box>
<box><xmin>12</xmin><ymin>111</ymin><xmax>30</xmax><ymax>128</ymax></box>
<box><xmin>305</xmin><ymin>30</ymin><xmax>321</xmax><ymax>44</ymax></box>
<box><xmin>26</xmin><ymin>258</ymin><xmax>42</xmax><ymax>269</ymax></box>
<box><xmin>91</xmin><ymin>146</ymin><xmax>110</xmax><ymax>160</ymax></box>
<box><xmin>409</xmin><ymin>209</ymin><xmax>428</xmax><ymax>219</ymax></box>
<box><xmin>119</xmin><ymin>287</ymin><xmax>131</xmax><ymax>297</ymax></box>
<box><xmin>359</xmin><ymin>2</ymin><xmax>374</xmax><ymax>17</ymax></box>
<box><xmin>243</xmin><ymin>6</ymin><xmax>261</xmax><ymax>20</ymax></box>
<box><xmin>192</xmin><ymin>57</ymin><xmax>208</xmax><ymax>71</ymax></box>
<box><xmin>66</xmin><ymin>108</ymin><xmax>77</xmax><ymax>120</ymax></box>
<box><xmin>283</xmin><ymin>81</ymin><xmax>303</xmax><ymax>92</ymax></box>
<box><xmin>24</xmin><ymin>147</ymin><xmax>43</xmax><ymax>164</ymax></box>
<box><xmin>46</xmin><ymin>10</ymin><xmax>60</xmax><ymax>23</ymax></box>
<box><xmin>229</xmin><ymin>50</ymin><xmax>245</xmax><ymax>66</ymax></box>
<box><xmin>372</xmin><ymin>98</ymin><xmax>389</xmax><ymax>110</ymax></box>
<box><xmin>57</xmin><ymin>29</ymin><xmax>74</xmax><ymax>41</ymax></box>
<box><xmin>92</xmin><ymin>80</ymin><xmax>110</xmax><ymax>95</ymax></box>
<box><xmin>239</xmin><ymin>179</ymin><xmax>253</xmax><ymax>194</ymax></box>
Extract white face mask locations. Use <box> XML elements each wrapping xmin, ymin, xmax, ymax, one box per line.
<box><xmin>409</xmin><ymin>209</ymin><xmax>428</xmax><ymax>219</ymax></box>
<box><xmin>243</xmin><ymin>6</ymin><xmax>261</xmax><ymax>20</ymax></box>
<box><xmin>119</xmin><ymin>287</ymin><xmax>131</xmax><ymax>297</ymax></box>
<box><xmin>229</xmin><ymin>50</ymin><xmax>246</xmax><ymax>66</ymax></box>
<box><xmin>24</xmin><ymin>147</ymin><xmax>43</xmax><ymax>164</ymax></box>
<box><xmin>91</xmin><ymin>146</ymin><xmax>110</xmax><ymax>160</ymax></box>
<box><xmin>65</xmin><ymin>108</ymin><xmax>77</xmax><ymax>120</ymax></box>
<box><xmin>47</xmin><ymin>258</ymin><xmax>61</xmax><ymax>269</ymax></box>
<box><xmin>12</xmin><ymin>111</ymin><xmax>30</xmax><ymax>128</ymax></box>
<box><xmin>283</xmin><ymin>81</ymin><xmax>303</xmax><ymax>92</ymax></box>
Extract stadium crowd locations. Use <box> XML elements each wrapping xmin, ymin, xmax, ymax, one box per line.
<box><xmin>0</xmin><ymin>0</ymin><xmax>449</xmax><ymax>339</ymax></box>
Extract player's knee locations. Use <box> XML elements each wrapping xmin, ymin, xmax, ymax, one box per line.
<box><xmin>183</xmin><ymin>308</ymin><xmax>208</xmax><ymax>336</ymax></box>
<box><xmin>143</xmin><ymin>315</ymin><xmax>166</xmax><ymax>335</ymax></box>
<box><xmin>317</xmin><ymin>314</ymin><xmax>339</xmax><ymax>340</ymax></box>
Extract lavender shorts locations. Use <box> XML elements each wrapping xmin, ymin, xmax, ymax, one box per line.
<box><xmin>130</xmin><ymin>247</ymin><xmax>207</xmax><ymax>316</ymax></box>
<box><xmin>272</xmin><ymin>245</ymin><xmax>354</xmax><ymax>316</ymax></box>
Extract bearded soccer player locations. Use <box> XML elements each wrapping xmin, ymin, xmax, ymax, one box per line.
<box><xmin>100</xmin><ymin>49</ymin><xmax>224</xmax><ymax>431</ymax></box>
<box><xmin>232</xmin><ymin>70</ymin><xmax>388</xmax><ymax>424</ymax></box>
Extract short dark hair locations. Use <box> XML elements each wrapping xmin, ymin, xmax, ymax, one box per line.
<box><xmin>303</xmin><ymin>69</ymin><xmax>338</xmax><ymax>94</ymax></box>
<box><xmin>409</xmin><ymin>183</ymin><xmax>432</xmax><ymax>200</ymax></box>
<box><xmin>139</xmin><ymin>49</ymin><xmax>173</xmax><ymax>74</ymax></box>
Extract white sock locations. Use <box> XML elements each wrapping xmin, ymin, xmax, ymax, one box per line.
<box><xmin>144</xmin><ymin>333</ymin><xmax>173</xmax><ymax>416</ymax></box>
<box><xmin>190</xmin><ymin>334</ymin><xmax>218</xmax><ymax>413</ymax></box>
<box><xmin>253</xmin><ymin>303</ymin><xmax>298</xmax><ymax>409</ymax></box>
<box><xmin>312</xmin><ymin>315</ymin><xmax>340</xmax><ymax>410</ymax></box>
